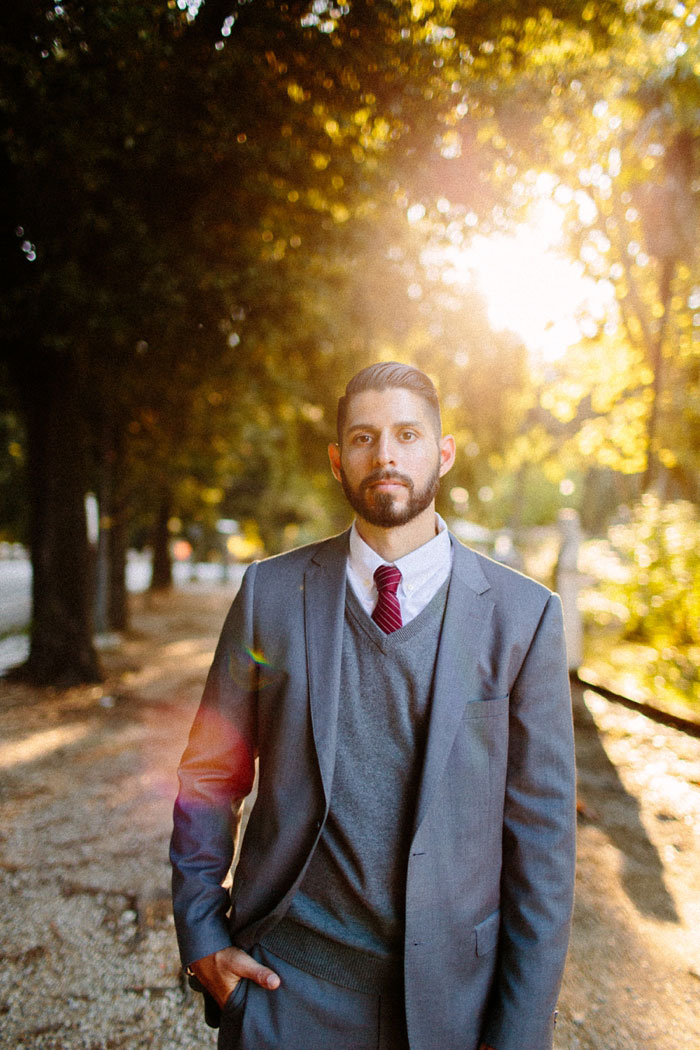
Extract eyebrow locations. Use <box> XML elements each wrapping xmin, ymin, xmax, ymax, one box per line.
<box><xmin>346</xmin><ymin>420</ymin><xmax>426</xmax><ymax>433</ymax></box>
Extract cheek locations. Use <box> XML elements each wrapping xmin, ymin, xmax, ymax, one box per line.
<box><xmin>409</xmin><ymin>448</ymin><xmax>440</xmax><ymax>472</ymax></box>
<box><xmin>342</xmin><ymin>450</ymin><xmax>371</xmax><ymax>474</ymax></box>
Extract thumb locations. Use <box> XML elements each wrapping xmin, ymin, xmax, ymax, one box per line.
<box><xmin>226</xmin><ymin>946</ymin><xmax>280</xmax><ymax>990</ymax></box>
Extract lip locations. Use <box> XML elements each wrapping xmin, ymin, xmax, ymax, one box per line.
<box><xmin>368</xmin><ymin>480</ymin><xmax>406</xmax><ymax>491</ymax></box>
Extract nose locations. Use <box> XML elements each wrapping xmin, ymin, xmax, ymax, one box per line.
<box><xmin>373</xmin><ymin>431</ymin><xmax>396</xmax><ymax>466</ymax></box>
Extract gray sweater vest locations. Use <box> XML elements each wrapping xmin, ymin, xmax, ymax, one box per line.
<box><xmin>287</xmin><ymin>577</ymin><xmax>450</xmax><ymax>957</ymax></box>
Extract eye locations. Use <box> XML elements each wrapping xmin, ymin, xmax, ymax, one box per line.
<box><xmin>400</xmin><ymin>429</ymin><xmax>418</xmax><ymax>441</ymax></box>
<box><xmin>352</xmin><ymin>432</ymin><xmax>373</xmax><ymax>445</ymax></box>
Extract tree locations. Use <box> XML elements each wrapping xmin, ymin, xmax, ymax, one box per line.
<box><xmin>1</xmin><ymin>0</ymin><xmax>674</xmax><ymax>682</ymax></box>
<box><xmin>486</xmin><ymin>5</ymin><xmax>700</xmax><ymax>506</ymax></box>
<box><xmin>0</xmin><ymin>370</ymin><xmax>27</xmax><ymax>545</ymax></box>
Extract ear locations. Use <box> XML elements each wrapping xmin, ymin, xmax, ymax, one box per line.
<box><xmin>328</xmin><ymin>442</ymin><xmax>343</xmax><ymax>482</ymax></box>
<box><xmin>438</xmin><ymin>434</ymin><xmax>456</xmax><ymax>477</ymax></box>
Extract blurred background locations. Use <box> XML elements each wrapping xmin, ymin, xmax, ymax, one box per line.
<box><xmin>1</xmin><ymin>0</ymin><xmax>699</xmax><ymax>721</ymax></box>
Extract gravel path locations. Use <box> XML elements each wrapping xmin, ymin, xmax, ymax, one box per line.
<box><xmin>1</xmin><ymin>586</ymin><xmax>698</xmax><ymax>1049</ymax></box>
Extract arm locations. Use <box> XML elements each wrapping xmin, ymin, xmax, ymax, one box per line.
<box><xmin>480</xmin><ymin>593</ymin><xmax>576</xmax><ymax>1050</ymax></box>
<box><xmin>170</xmin><ymin>563</ymin><xmax>279</xmax><ymax>1002</ymax></box>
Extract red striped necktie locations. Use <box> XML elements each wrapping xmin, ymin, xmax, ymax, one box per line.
<box><xmin>372</xmin><ymin>564</ymin><xmax>403</xmax><ymax>633</ymax></box>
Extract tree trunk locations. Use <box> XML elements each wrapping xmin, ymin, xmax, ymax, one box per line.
<box><xmin>150</xmin><ymin>492</ymin><xmax>173</xmax><ymax>591</ymax></box>
<box><xmin>108</xmin><ymin>500</ymin><xmax>129</xmax><ymax>630</ymax></box>
<box><xmin>93</xmin><ymin>454</ymin><xmax>111</xmax><ymax>636</ymax></box>
<box><xmin>15</xmin><ymin>355</ymin><xmax>101</xmax><ymax>684</ymax></box>
<box><xmin>642</xmin><ymin>257</ymin><xmax>675</xmax><ymax>494</ymax></box>
<box><xmin>95</xmin><ymin>424</ymin><xmax>130</xmax><ymax>633</ymax></box>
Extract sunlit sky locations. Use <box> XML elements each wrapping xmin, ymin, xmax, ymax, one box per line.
<box><xmin>424</xmin><ymin>199</ymin><xmax>617</xmax><ymax>362</ymax></box>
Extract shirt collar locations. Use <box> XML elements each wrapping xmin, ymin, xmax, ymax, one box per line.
<box><xmin>348</xmin><ymin>513</ymin><xmax>451</xmax><ymax>590</ymax></box>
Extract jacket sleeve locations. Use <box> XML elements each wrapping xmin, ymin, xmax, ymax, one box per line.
<box><xmin>169</xmin><ymin>562</ymin><xmax>259</xmax><ymax>968</ymax></box>
<box><xmin>481</xmin><ymin>592</ymin><xmax>576</xmax><ymax>1050</ymax></box>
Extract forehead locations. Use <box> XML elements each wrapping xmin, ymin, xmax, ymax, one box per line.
<box><xmin>342</xmin><ymin>387</ymin><xmax>435</xmax><ymax>433</ymax></box>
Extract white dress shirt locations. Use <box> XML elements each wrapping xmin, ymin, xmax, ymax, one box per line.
<box><xmin>346</xmin><ymin>514</ymin><xmax>453</xmax><ymax>626</ymax></box>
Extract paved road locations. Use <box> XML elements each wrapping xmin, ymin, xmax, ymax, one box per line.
<box><xmin>0</xmin><ymin>560</ymin><xmax>32</xmax><ymax>634</ymax></box>
<box><xmin>0</xmin><ymin>554</ymin><xmax>244</xmax><ymax>634</ymax></box>
<box><xmin>0</xmin><ymin>555</ymin><xmax>245</xmax><ymax>674</ymax></box>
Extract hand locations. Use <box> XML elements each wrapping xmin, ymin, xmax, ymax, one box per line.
<box><xmin>190</xmin><ymin>945</ymin><xmax>280</xmax><ymax>1008</ymax></box>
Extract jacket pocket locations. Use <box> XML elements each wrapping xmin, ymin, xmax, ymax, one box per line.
<box><xmin>462</xmin><ymin>695</ymin><xmax>509</xmax><ymax>721</ymax></box>
<box><xmin>223</xmin><ymin>977</ymin><xmax>247</xmax><ymax>1015</ymax></box>
<box><xmin>474</xmin><ymin>909</ymin><xmax>501</xmax><ymax>957</ymax></box>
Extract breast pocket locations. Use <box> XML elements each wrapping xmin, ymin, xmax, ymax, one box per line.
<box><xmin>462</xmin><ymin>695</ymin><xmax>509</xmax><ymax>721</ymax></box>
<box><xmin>474</xmin><ymin>908</ymin><xmax>501</xmax><ymax>957</ymax></box>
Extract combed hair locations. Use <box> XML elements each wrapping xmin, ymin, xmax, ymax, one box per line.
<box><xmin>336</xmin><ymin>362</ymin><xmax>442</xmax><ymax>442</ymax></box>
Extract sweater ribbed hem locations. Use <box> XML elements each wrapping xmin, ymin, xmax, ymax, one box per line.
<box><xmin>260</xmin><ymin>917</ymin><xmax>402</xmax><ymax>994</ymax></box>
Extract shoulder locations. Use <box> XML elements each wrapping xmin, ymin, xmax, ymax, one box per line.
<box><xmin>450</xmin><ymin>533</ymin><xmax>554</xmax><ymax>609</ymax></box>
<box><xmin>247</xmin><ymin>530</ymin><xmax>349</xmax><ymax>584</ymax></box>
<box><xmin>227</xmin><ymin>531</ymin><xmax>348</xmax><ymax>630</ymax></box>
<box><xmin>450</xmin><ymin>536</ymin><xmax>566</xmax><ymax>663</ymax></box>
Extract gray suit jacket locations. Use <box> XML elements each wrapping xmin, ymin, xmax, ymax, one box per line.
<box><xmin>171</xmin><ymin>530</ymin><xmax>576</xmax><ymax>1050</ymax></box>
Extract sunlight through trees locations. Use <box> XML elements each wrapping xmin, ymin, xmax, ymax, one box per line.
<box><xmin>2</xmin><ymin>0</ymin><xmax>699</xmax><ymax>683</ymax></box>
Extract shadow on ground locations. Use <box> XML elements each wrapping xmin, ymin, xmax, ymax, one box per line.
<box><xmin>572</xmin><ymin>681</ymin><xmax>678</xmax><ymax>923</ymax></box>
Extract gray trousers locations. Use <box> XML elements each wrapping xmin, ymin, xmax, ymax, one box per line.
<box><xmin>217</xmin><ymin>944</ymin><xmax>410</xmax><ymax>1050</ymax></box>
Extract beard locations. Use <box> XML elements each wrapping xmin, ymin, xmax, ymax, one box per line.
<box><xmin>340</xmin><ymin>461</ymin><xmax>441</xmax><ymax>528</ymax></box>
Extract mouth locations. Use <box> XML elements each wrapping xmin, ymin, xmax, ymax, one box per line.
<box><xmin>369</xmin><ymin>481</ymin><xmax>405</xmax><ymax>493</ymax></box>
<box><xmin>364</xmin><ymin>475</ymin><xmax>409</xmax><ymax>495</ymax></box>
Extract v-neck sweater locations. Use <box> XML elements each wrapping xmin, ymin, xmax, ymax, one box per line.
<box><xmin>286</xmin><ymin>575</ymin><xmax>450</xmax><ymax>957</ymax></box>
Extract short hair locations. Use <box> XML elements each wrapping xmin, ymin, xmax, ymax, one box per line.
<box><xmin>337</xmin><ymin>362</ymin><xmax>442</xmax><ymax>443</ymax></box>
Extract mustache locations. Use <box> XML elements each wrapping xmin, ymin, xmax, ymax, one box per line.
<box><xmin>360</xmin><ymin>469</ymin><xmax>413</xmax><ymax>493</ymax></box>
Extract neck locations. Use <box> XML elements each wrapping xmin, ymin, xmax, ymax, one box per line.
<box><xmin>355</xmin><ymin>506</ymin><xmax>439</xmax><ymax>561</ymax></box>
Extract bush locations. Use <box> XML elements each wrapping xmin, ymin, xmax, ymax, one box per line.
<box><xmin>604</xmin><ymin>497</ymin><xmax>700</xmax><ymax>647</ymax></box>
<box><xmin>588</xmin><ymin>496</ymin><xmax>700</xmax><ymax>703</ymax></box>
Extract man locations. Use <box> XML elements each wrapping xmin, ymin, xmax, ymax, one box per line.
<box><xmin>170</xmin><ymin>362</ymin><xmax>576</xmax><ymax>1050</ymax></box>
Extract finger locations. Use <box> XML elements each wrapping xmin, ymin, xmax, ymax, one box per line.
<box><xmin>225</xmin><ymin>946</ymin><xmax>280</xmax><ymax>990</ymax></box>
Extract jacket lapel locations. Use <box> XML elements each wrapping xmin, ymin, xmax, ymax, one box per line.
<box><xmin>303</xmin><ymin>530</ymin><xmax>350</xmax><ymax>807</ymax></box>
<box><xmin>414</xmin><ymin>537</ymin><xmax>494</xmax><ymax>832</ymax></box>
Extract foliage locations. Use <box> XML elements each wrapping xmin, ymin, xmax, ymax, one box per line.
<box><xmin>501</xmin><ymin>4</ymin><xmax>700</xmax><ymax>498</ymax></box>
<box><xmin>585</xmin><ymin>495</ymin><xmax>700</xmax><ymax>702</ymax></box>
<box><xmin>0</xmin><ymin>398</ymin><xmax>26</xmax><ymax>544</ymax></box>
<box><xmin>1</xmin><ymin>0</ymin><xmax>698</xmax><ymax>679</ymax></box>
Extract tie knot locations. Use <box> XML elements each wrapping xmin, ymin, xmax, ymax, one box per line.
<box><xmin>374</xmin><ymin>564</ymin><xmax>402</xmax><ymax>595</ymax></box>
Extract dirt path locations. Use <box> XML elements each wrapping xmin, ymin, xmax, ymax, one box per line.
<box><xmin>1</xmin><ymin>586</ymin><xmax>698</xmax><ymax>1049</ymax></box>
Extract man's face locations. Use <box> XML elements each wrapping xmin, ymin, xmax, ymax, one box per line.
<box><xmin>328</xmin><ymin>387</ymin><xmax>454</xmax><ymax>529</ymax></box>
